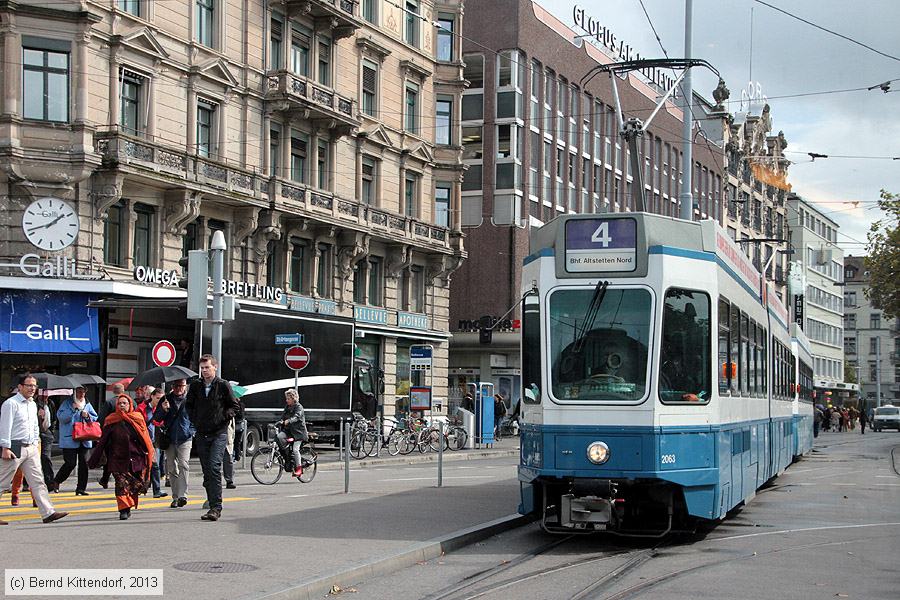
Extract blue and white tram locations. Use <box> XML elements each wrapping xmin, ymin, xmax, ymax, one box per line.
<box><xmin>791</xmin><ymin>326</ymin><xmax>815</xmax><ymax>458</ymax></box>
<box><xmin>518</xmin><ymin>213</ymin><xmax>803</xmax><ymax>534</ymax></box>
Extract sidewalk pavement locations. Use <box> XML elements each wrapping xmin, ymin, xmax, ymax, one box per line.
<box><xmin>1</xmin><ymin>447</ymin><xmax>525</xmax><ymax>600</ymax></box>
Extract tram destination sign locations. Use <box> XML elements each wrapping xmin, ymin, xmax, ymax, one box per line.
<box><xmin>565</xmin><ymin>218</ymin><xmax>637</xmax><ymax>273</ymax></box>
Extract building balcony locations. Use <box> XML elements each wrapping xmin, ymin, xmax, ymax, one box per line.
<box><xmin>272</xmin><ymin>0</ymin><xmax>361</xmax><ymax>38</ymax></box>
<box><xmin>94</xmin><ymin>129</ymin><xmax>268</xmax><ymax>206</ymax></box>
<box><xmin>265</xmin><ymin>71</ymin><xmax>359</xmax><ymax>135</ymax></box>
<box><xmin>271</xmin><ymin>178</ymin><xmax>454</xmax><ymax>251</ymax></box>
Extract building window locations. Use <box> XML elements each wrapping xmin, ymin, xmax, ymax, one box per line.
<box><xmin>103</xmin><ymin>202</ymin><xmax>125</xmax><ymax>267</ymax></box>
<box><xmin>183</xmin><ymin>222</ymin><xmax>199</xmax><ymax>256</ymax></box>
<box><xmin>462</xmin><ymin>126</ymin><xmax>482</xmax><ymax>159</ymax></box>
<box><xmin>316</xmin><ymin>243</ymin><xmax>332</xmax><ymax>298</ymax></box>
<box><xmin>317</xmin><ymin>139</ymin><xmax>329</xmax><ymax>189</ymax></box>
<box><xmin>317</xmin><ymin>37</ymin><xmax>331</xmax><ymax>86</ymax></box>
<box><xmin>119</xmin><ymin>0</ymin><xmax>141</xmax><ymax>17</ymax></box>
<box><xmin>435</xmin><ymin>96</ymin><xmax>452</xmax><ymax>145</ymax></box>
<box><xmin>361</xmin><ymin>156</ymin><xmax>377</xmax><ymax>205</ymax></box>
<box><xmin>270</xmin><ymin>15</ymin><xmax>283</xmax><ymax>70</ymax></box>
<box><xmin>405</xmin><ymin>82</ymin><xmax>419</xmax><ymax>134</ymax></box>
<box><xmin>291</xmin><ymin>131</ymin><xmax>308</xmax><ymax>183</ymax></box>
<box><xmin>404</xmin><ymin>0</ymin><xmax>420</xmax><ymax>47</ymax></box>
<box><xmin>362</xmin><ymin>0</ymin><xmax>377</xmax><ymax>24</ymax></box>
<box><xmin>23</xmin><ymin>47</ymin><xmax>69</xmax><ymax>122</ymax></box>
<box><xmin>195</xmin><ymin>0</ymin><xmax>214</xmax><ymax>47</ymax></box>
<box><xmin>196</xmin><ymin>99</ymin><xmax>216</xmax><ymax>157</ymax></box>
<box><xmin>410</xmin><ymin>266</ymin><xmax>425</xmax><ymax>313</ymax></box>
<box><xmin>290</xmin><ymin>240</ymin><xmax>305</xmax><ymax>293</ymax></box>
<box><xmin>871</xmin><ymin>313</ymin><xmax>881</xmax><ymax>329</ymax></box>
<box><xmin>270</xmin><ymin>124</ymin><xmax>281</xmax><ymax>176</ymax></box>
<box><xmin>368</xmin><ymin>257</ymin><xmax>383</xmax><ymax>306</ymax></box>
<box><xmin>435</xmin><ymin>182</ymin><xmax>451</xmax><ymax>228</ymax></box>
<box><xmin>437</xmin><ymin>15</ymin><xmax>454</xmax><ymax>61</ymax></box>
<box><xmin>133</xmin><ymin>203</ymin><xmax>154</xmax><ymax>266</ymax></box>
<box><xmin>292</xmin><ymin>25</ymin><xmax>311</xmax><ymax>76</ymax></box>
<box><xmin>362</xmin><ymin>59</ymin><xmax>378</xmax><ymax>117</ymax></box>
<box><xmin>404</xmin><ymin>171</ymin><xmax>418</xmax><ymax>217</ymax></box>
<box><xmin>353</xmin><ymin>262</ymin><xmax>366</xmax><ymax>304</ymax></box>
<box><xmin>870</xmin><ymin>337</ymin><xmax>879</xmax><ymax>355</ymax></box>
<box><xmin>266</xmin><ymin>240</ymin><xmax>280</xmax><ymax>286</ymax></box>
<box><xmin>120</xmin><ymin>71</ymin><xmax>143</xmax><ymax>135</ymax></box>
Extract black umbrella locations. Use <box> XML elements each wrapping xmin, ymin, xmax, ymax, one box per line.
<box><xmin>127</xmin><ymin>366</ymin><xmax>197</xmax><ymax>390</ymax></box>
<box><xmin>28</xmin><ymin>372</ymin><xmax>79</xmax><ymax>390</ymax></box>
<box><xmin>67</xmin><ymin>373</ymin><xmax>107</xmax><ymax>387</ymax></box>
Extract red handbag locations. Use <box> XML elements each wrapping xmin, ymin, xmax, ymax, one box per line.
<box><xmin>72</xmin><ymin>416</ymin><xmax>102</xmax><ymax>442</ymax></box>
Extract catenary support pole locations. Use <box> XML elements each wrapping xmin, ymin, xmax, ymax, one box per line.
<box><xmin>679</xmin><ymin>0</ymin><xmax>694</xmax><ymax>221</ymax></box>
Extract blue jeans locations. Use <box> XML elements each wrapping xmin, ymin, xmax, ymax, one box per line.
<box><xmin>150</xmin><ymin>448</ymin><xmax>161</xmax><ymax>495</ymax></box>
<box><xmin>195</xmin><ymin>431</ymin><xmax>227</xmax><ymax>512</ymax></box>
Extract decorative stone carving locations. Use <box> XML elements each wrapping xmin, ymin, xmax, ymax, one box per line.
<box><xmin>253</xmin><ymin>210</ymin><xmax>283</xmax><ymax>268</ymax></box>
<box><xmin>233</xmin><ymin>207</ymin><xmax>260</xmax><ymax>244</ymax></box>
<box><xmin>337</xmin><ymin>232</ymin><xmax>370</xmax><ymax>305</ymax></box>
<box><xmin>712</xmin><ymin>78</ymin><xmax>730</xmax><ymax>111</ymax></box>
<box><xmin>164</xmin><ymin>190</ymin><xmax>202</xmax><ymax>234</ymax></box>
<box><xmin>426</xmin><ymin>253</ymin><xmax>465</xmax><ymax>286</ymax></box>
<box><xmin>385</xmin><ymin>244</ymin><xmax>412</xmax><ymax>278</ymax></box>
<box><xmin>90</xmin><ymin>173</ymin><xmax>126</xmax><ymax>220</ymax></box>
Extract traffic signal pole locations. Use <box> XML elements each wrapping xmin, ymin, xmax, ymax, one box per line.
<box><xmin>210</xmin><ymin>230</ymin><xmax>227</xmax><ymax>367</ymax></box>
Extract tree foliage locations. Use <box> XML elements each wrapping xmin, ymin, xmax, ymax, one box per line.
<box><xmin>864</xmin><ymin>190</ymin><xmax>900</xmax><ymax>320</ymax></box>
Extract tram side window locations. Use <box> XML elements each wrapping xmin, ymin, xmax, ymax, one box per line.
<box><xmin>522</xmin><ymin>295</ymin><xmax>542</xmax><ymax>404</ymax></box>
<box><xmin>741</xmin><ymin>313</ymin><xmax>750</xmax><ymax>395</ymax></box>
<box><xmin>718</xmin><ymin>298</ymin><xmax>731</xmax><ymax>395</ymax></box>
<box><xmin>774</xmin><ymin>343</ymin><xmax>781</xmax><ymax>400</ymax></box>
<box><xmin>660</xmin><ymin>288</ymin><xmax>711</xmax><ymax>403</ymax></box>
<box><xmin>730</xmin><ymin>304</ymin><xmax>740</xmax><ymax>395</ymax></box>
<box><xmin>761</xmin><ymin>333</ymin><xmax>767</xmax><ymax>396</ymax></box>
<box><xmin>749</xmin><ymin>319</ymin><xmax>758</xmax><ymax>396</ymax></box>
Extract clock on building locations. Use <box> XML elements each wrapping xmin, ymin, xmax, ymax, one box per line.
<box><xmin>21</xmin><ymin>197</ymin><xmax>81</xmax><ymax>251</ymax></box>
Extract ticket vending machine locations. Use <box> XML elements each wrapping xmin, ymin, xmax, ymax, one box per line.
<box><xmin>474</xmin><ymin>382</ymin><xmax>495</xmax><ymax>446</ymax></box>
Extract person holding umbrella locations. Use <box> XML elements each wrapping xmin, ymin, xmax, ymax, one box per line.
<box><xmin>88</xmin><ymin>394</ymin><xmax>154</xmax><ymax>520</ymax></box>
<box><xmin>54</xmin><ymin>386</ymin><xmax>98</xmax><ymax>495</ymax></box>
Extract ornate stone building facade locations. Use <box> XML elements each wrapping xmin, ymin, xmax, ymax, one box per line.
<box><xmin>0</xmin><ymin>0</ymin><xmax>466</xmax><ymax>414</ymax></box>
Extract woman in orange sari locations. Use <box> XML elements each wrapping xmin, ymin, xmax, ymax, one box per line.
<box><xmin>88</xmin><ymin>394</ymin><xmax>154</xmax><ymax>520</ymax></box>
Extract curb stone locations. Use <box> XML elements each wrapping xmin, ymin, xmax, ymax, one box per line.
<box><xmin>253</xmin><ymin>513</ymin><xmax>531</xmax><ymax>600</ymax></box>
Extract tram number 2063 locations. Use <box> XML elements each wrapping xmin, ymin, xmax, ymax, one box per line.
<box><xmin>660</xmin><ymin>454</ymin><xmax>677</xmax><ymax>465</ymax></box>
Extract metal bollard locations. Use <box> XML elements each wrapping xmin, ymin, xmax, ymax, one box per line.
<box><xmin>376</xmin><ymin>416</ymin><xmax>382</xmax><ymax>458</ymax></box>
<box><xmin>344</xmin><ymin>421</ymin><xmax>351</xmax><ymax>493</ymax></box>
<box><xmin>437</xmin><ymin>420</ymin><xmax>444</xmax><ymax>488</ymax></box>
<box><xmin>240</xmin><ymin>419</ymin><xmax>248</xmax><ymax>470</ymax></box>
<box><xmin>339</xmin><ymin>417</ymin><xmax>345</xmax><ymax>461</ymax></box>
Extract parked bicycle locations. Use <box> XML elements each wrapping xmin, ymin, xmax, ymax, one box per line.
<box><xmin>250</xmin><ymin>423</ymin><xmax>318</xmax><ymax>484</ymax></box>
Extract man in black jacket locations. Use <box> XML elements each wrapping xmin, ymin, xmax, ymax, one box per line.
<box><xmin>186</xmin><ymin>354</ymin><xmax>240</xmax><ymax>522</ymax></box>
<box><xmin>276</xmin><ymin>389</ymin><xmax>308</xmax><ymax>477</ymax></box>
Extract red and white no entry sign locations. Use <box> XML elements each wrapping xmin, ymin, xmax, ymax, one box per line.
<box><xmin>284</xmin><ymin>345</ymin><xmax>310</xmax><ymax>371</ymax></box>
<box><xmin>152</xmin><ymin>340</ymin><xmax>177</xmax><ymax>367</ymax></box>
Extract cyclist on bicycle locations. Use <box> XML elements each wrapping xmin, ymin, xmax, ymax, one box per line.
<box><xmin>276</xmin><ymin>389</ymin><xmax>308</xmax><ymax>476</ymax></box>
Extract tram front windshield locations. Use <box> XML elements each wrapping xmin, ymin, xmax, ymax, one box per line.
<box><xmin>549</xmin><ymin>288</ymin><xmax>651</xmax><ymax>401</ymax></box>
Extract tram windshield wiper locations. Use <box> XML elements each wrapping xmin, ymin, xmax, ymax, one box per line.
<box><xmin>573</xmin><ymin>280</ymin><xmax>609</xmax><ymax>355</ymax></box>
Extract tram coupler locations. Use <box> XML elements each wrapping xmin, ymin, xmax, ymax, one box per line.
<box><xmin>559</xmin><ymin>494</ymin><xmax>613</xmax><ymax>529</ymax></box>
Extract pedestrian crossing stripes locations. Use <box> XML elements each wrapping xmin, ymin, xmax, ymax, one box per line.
<box><xmin>0</xmin><ymin>492</ymin><xmax>256</xmax><ymax>523</ymax></box>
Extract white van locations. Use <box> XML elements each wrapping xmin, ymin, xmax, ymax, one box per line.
<box><xmin>872</xmin><ymin>405</ymin><xmax>900</xmax><ymax>431</ymax></box>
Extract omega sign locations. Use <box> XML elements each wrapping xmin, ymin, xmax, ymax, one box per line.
<box><xmin>134</xmin><ymin>266</ymin><xmax>180</xmax><ymax>286</ymax></box>
<box><xmin>573</xmin><ymin>5</ymin><xmax>676</xmax><ymax>92</ymax></box>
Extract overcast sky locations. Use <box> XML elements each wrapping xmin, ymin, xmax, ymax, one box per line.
<box><xmin>540</xmin><ymin>0</ymin><xmax>899</xmax><ymax>256</ymax></box>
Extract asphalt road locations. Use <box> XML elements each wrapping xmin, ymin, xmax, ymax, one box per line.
<box><xmin>0</xmin><ymin>453</ymin><xmax>520</xmax><ymax>600</ymax></box>
<box><xmin>354</xmin><ymin>430</ymin><xmax>900</xmax><ymax>600</ymax></box>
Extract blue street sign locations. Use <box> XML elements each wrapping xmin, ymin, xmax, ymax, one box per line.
<box><xmin>275</xmin><ymin>333</ymin><xmax>304</xmax><ymax>345</ymax></box>
<box><xmin>410</xmin><ymin>345</ymin><xmax>432</xmax><ymax>359</ymax></box>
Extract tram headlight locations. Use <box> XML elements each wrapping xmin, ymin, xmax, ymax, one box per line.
<box><xmin>586</xmin><ymin>441</ymin><xmax>610</xmax><ymax>465</ymax></box>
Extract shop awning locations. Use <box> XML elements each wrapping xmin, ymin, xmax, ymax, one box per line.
<box><xmin>88</xmin><ymin>298</ymin><xmax>187</xmax><ymax>310</ymax></box>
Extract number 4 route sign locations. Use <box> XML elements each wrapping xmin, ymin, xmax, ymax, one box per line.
<box><xmin>564</xmin><ymin>218</ymin><xmax>637</xmax><ymax>273</ymax></box>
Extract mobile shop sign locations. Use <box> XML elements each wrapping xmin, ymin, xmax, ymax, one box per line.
<box><xmin>565</xmin><ymin>218</ymin><xmax>637</xmax><ymax>273</ymax></box>
<box><xmin>1</xmin><ymin>291</ymin><xmax>100</xmax><ymax>353</ymax></box>
<box><xmin>573</xmin><ymin>5</ymin><xmax>676</xmax><ymax>92</ymax></box>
